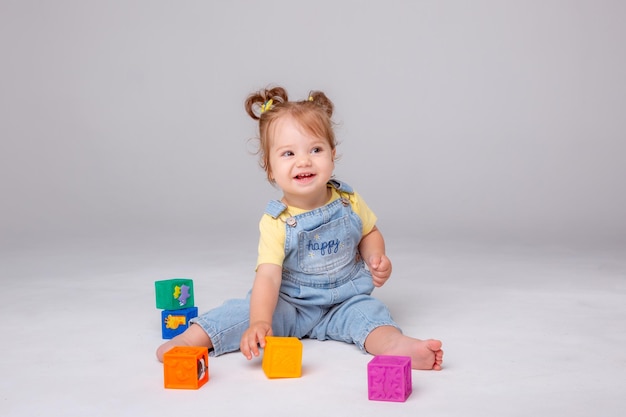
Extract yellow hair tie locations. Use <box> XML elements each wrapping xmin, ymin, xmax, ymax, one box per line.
<box><xmin>260</xmin><ymin>99</ymin><xmax>273</xmax><ymax>113</ymax></box>
<box><xmin>308</xmin><ymin>95</ymin><xmax>314</xmax><ymax>102</ymax></box>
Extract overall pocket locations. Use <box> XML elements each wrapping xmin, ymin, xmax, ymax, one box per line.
<box><xmin>297</xmin><ymin>215</ymin><xmax>355</xmax><ymax>274</ymax></box>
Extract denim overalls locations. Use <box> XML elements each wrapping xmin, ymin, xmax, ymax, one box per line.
<box><xmin>191</xmin><ymin>180</ymin><xmax>400</xmax><ymax>356</ymax></box>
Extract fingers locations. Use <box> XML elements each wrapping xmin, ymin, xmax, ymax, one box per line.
<box><xmin>369</xmin><ymin>255</ymin><xmax>392</xmax><ymax>287</ymax></box>
<box><xmin>369</xmin><ymin>257</ymin><xmax>380</xmax><ymax>270</ymax></box>
<box><xmin>378</xmin><ymin>255</ymin><xmax>392</xmax><ymax>273</ymax></box>
<box><xmin>240</xmin><ymin>324</ymin><xmax>272</xmax><ymax>360</ymax></box>
<box><xmin>369</xmin><ymin>255</ymin><xmax>391</xmax><ymax>272</ymax></box>
<box><xmin>241</xmin><ymin>332</ymin><xmax>262</xmax><ymax>359</ymax></box>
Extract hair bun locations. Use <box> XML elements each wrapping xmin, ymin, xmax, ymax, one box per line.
<box><xmin>245</xmin><ymin>86</ymin><xmax>289</xmax><ymax>120</ymax></box>
<box><xmin>307</xmin><ymin>90</ymin><xmax>334</xmax><ymax>118</ymax></box>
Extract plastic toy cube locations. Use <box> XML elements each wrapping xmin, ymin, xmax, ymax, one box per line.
<box><xmin>367</xmin><ymin>355</ymin><xmax>412</xmax><ymax>402</ymax></box>
<box><xmin>262</xmin><ymin>336</ymin><xmax>303</xmax><ymax>378</ymax></box>
<box><xmin>161</xmin><ymin>306</ymin><xmax>198</xmax><ymax>339</ymax></box>
<box><xmin>155</xmin><ymin>278</ymin><xmax>194</xmax><ymax>310</ymax></box>
<box><xmin>163</xmin><ymin>346</ymin><xmax>209</xmax><ymax>389</ymax></box>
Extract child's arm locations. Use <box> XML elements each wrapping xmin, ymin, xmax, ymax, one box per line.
<box><xmin>240</xmin><ymin>263</ymin><xmax>283</xmax><ymax>360</ymax></box>
<box><xmin>358</xmin><ymin>226</ymin><xmax>392</xmax><ymax>287</ymax></box>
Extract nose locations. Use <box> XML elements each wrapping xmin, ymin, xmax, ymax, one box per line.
<box><xmin>296</xmin><ymin>154</ymin><xmax>311</xmax><ymax>167</ymax></box>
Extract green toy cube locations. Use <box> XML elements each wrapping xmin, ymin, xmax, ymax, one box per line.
<box><xmin>155</xmin><ymin>278</ymin><xmax>195</xmax><ymax>310</ymax></box>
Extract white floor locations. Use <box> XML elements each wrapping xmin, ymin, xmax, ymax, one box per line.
<box><xmin>1</xmin><ymin>236</ymin><xmax>625</xmax><ymax>417</ymax></box>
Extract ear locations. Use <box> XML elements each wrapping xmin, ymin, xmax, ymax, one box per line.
<box><xmin>331</xmin><ymin>148</ymin><xmax>336</xmax><ymax>162</ymax></box>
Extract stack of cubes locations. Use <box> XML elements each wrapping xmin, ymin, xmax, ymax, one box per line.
<box><xmin>155</xmin><ymin>278</ymin><xmax>198</xmax><ymax>339</ymax></box>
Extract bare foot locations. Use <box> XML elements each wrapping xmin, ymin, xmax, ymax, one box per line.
<box><xmin>365</xmin><ymin>326</ymin><xmax>444</xmax><ymax>370</ymax></box>
<box><xmin>155</xmin><ymin>324</ymin><xmax>213</xmax><ymax>362</ymax></box>
<box><xmin>407</xmin><ymin>338</ymin><xmax>444</xmax><ymax>370</ymax></box>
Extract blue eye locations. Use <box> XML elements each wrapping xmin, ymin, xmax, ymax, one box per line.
<box><xmin>311</xmin><ymin>147</ymin><xmax>321</xmax><ymax>153</ymax></box>
<box><xmin>282</xmin><ymin>151</ymin><xmax>294</xmax><ymax>157</ymax></box>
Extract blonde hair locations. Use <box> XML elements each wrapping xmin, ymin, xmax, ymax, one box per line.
<box><xmin>245</xmin><ymin>86</ymin><xmax>337</xmax><ymax>184</ymax></box>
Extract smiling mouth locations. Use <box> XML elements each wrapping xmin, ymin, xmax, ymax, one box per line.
<box><xmin>294</xmin><ymin>173</ymin><xmax>315</xmax><ymax>180</ymax></box>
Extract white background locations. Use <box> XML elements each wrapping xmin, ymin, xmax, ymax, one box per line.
<box><xmin>1</xmin><ymin>1</ymin><xmax>625</xmax><ymax>416</ymax></box>
<box><xmin>2</xmin><ymin>0</ymin><xmax>625</xmax><ymax>250</ymax></box>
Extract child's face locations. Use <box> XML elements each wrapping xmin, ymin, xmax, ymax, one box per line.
<box><xmin>268</xmin><ymin>116</ymin><xmax>335</xmax><ymax>206</ymax></box>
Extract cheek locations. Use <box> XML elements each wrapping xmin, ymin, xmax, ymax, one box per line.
<box><xmin>265</xmin><ymin>159</ymin><xmax>272</xmax><ymax>176</ymax></box>
<box><xmin>267</xmin><ymin>159</ymin><xmax>284</xmax><ymax>177</ymax></box>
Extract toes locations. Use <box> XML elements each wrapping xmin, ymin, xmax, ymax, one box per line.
<box><xmin>427</xmin><ymin>339</ymin><xmax>443</xmax><ymax>351</ymax></box>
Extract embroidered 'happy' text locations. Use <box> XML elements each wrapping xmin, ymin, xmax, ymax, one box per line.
<box><xmin>307</xmin><ymin>238</ymin><xmax>341</xmax><ymax>256</ymax></box>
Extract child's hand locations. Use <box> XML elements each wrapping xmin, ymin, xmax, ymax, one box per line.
<box><xmin>368</xmin><ymin>254</ymin><xmax>392</xmax><ymax>287</ymax></box>
<box><xmin>240</xmin><ymin>321</ymin><xmax>273</xmax><ymax>360</ymax></box>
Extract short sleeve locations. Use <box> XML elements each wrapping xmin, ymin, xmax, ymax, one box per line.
<box><xmin>256</xmin><ymin>214</ymin><xmax>287</xmax><ymax>269</ymax></box>
<box><xmin>349</xmin><ymin>190</ymin><xmax>378</xmax><ymax>235</ymax></box>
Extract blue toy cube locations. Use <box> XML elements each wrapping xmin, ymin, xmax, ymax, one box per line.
<box><xmin>161</xmin><ymin>306</ymin><xmax>198</xmax><ymax>339</ymax></box>
<box><xmin>367</xmin><ymin>355</ymin><xmax>412</xmax><ymax>402</ymax></box>
<box><xmin>155</xmin><ymin>278</ymin><xmax>195</xmax><ymax>310</ymax></box>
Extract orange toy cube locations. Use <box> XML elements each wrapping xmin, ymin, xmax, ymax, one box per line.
<box><xmin>262</xmin><ymin>336</ymin><xmax>303</xmax><ymax>378</ymax></box>
<box><xmin>163</xmin><ymin>346</ymin><xmax>209</xmax><ymax>389</ymax></box>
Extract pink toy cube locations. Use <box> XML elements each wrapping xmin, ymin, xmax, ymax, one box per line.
<box><xmin>367</xmin><ymin>355</ymin><xmax>412</xmax><ymax>402</ymax></box>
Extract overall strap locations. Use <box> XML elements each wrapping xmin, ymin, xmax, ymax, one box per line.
<box><xmin>264</xmin><ymin>180</ymin><xmax>353</xmax><ymax>219</ymax></box>
<box><xmin>327</xmin><ymin>179</ymin><xmax>354</xmax><ymax>194</ymax></box>
<box><xmin>264</xmin><ymin>199</ymin><xmax>288</xmax><ymax>218</ymax></box>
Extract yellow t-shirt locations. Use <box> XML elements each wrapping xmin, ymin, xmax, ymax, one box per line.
<box><xmin>256</xmin><ymin>187</ymin><xmax>377</xmax><ymax>268</ymax></box>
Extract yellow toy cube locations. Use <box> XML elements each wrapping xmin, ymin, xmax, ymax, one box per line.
<box><xmin>262</xmin><ymin>336</ymin><xmax>303</xmax><ymax>378</ymax></box>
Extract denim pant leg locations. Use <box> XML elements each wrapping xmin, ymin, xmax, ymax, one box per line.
<box><xmin>190</xmin><ymin>292</ymin><xmax>318</xmax><ymax>356</ymax></box>
<box><xmin>189</xmin><ymin>297</ymin><xmax>250</xmax><ymax>356</ymax></box>
<box><xmin>308</xmin><ymin>294</ymin><xmax>401</xmax><ymax>352</ymax></box>
<box><xmin>272</xmin><ymin>292</ymin><xmax>326</xmax><ymax>339</ymax></box>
